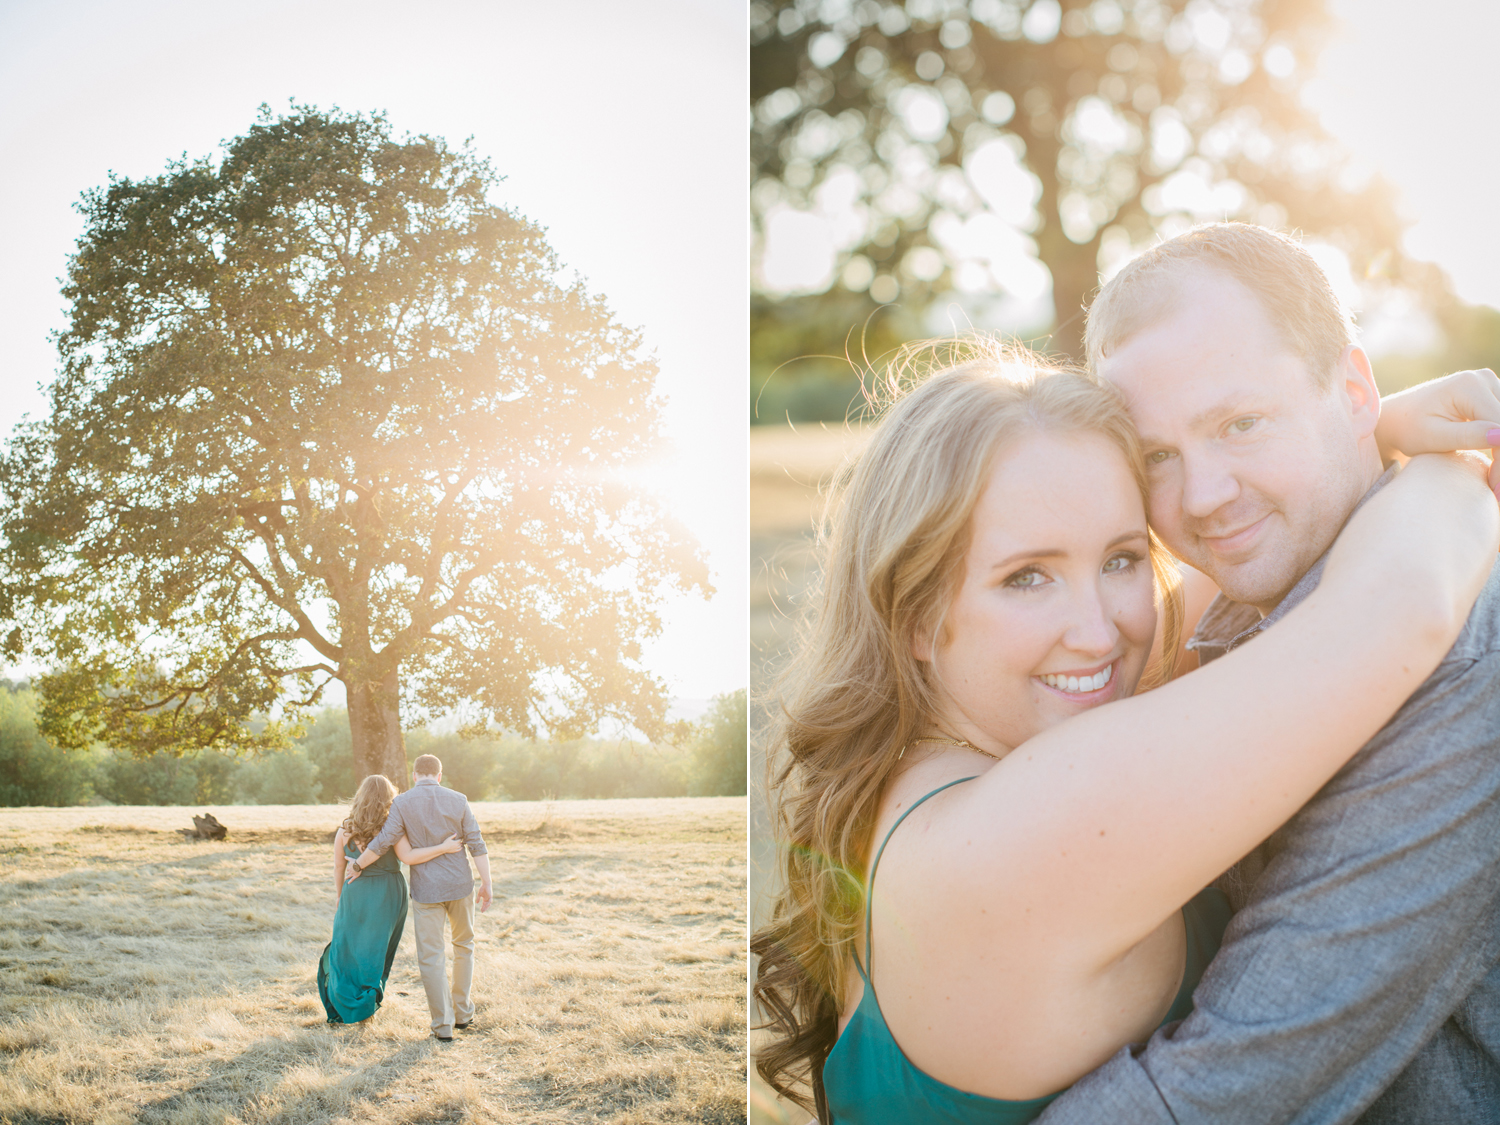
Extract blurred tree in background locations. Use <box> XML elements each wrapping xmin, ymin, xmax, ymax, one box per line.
<box><xmin>752</xmin><ymin>0</ymin><xmax>1468</xmax><ymax>421</ymax></box>
<box><xmin>689</xmin><ymin>689</ymin><xmax>749</xmax><ymax>797</ymax></box>
<box><xmin>1</xmin><ymin>106</ymin><xmax>709</xmax><ymax>787</ymax></box>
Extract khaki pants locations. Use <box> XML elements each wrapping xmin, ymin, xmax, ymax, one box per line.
<box><xmin>412</xmin><ymin>896</ymin><xmax>475</xmax><ymax>1035</ymax></box>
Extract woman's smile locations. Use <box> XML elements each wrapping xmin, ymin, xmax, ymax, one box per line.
<box><xmin>1035</xmin><ymin>658</ymin><xmax>1119</xmax><ymax>700</ymax></box>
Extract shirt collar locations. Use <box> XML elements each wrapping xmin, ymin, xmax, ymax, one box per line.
<box><xmin>1186</xmin><ymin>463</ymin><xmax>1398</xmax><ymax>663</ymax></box>
<box><xmin>414</xmin><ymin>775</ymin><xmax>441</xmax><ymax>787</ymax></box>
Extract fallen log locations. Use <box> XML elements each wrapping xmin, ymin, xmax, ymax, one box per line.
<box><xmin>179</xmin><ymin>813</ymin><xmax>227</xmax><ymax>841</ymax></box>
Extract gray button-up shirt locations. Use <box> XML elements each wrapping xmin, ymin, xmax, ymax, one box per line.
<box><xmin>368</xmin><ymin>776</ymin><xmax>488</xmax><ymax>905</ymax></box>
<box><xmin>1039</xmin><ymin>467</ymin><xmax>1500</xmax><ymax>1125</ymax></box>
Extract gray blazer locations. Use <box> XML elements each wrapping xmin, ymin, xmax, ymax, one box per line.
<box><xmin>369</xmin><ymin>776</ymin><xmax>488</xmax><ymax>905</ymax></box>
<box><xmin>1039</xmin><ymin>480</ymin><xmax>1500</xmax><ymax>1124</ymax></box>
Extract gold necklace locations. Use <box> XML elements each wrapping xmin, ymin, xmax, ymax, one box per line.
<box><xmin>901</xmin><ymin>734</ymin><xmax>1005</xmax><ymax>761</ymax></box>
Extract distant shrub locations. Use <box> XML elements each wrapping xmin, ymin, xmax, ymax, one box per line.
<box><xmin>0</xmin><ymin>685</ymin><xmax>95</xmax><ymax>806</ymax></box>
<box><xmin>298</xmin><ymin>709</ymin><xmax>358</xmax><ymax>802</ymax></box>
<box><xmin>232</xmin><ymin>746</ymin><xmax>322</xmax><ymax>804</ymax></box>
<box><xmin>94</xmin><ymin>749</ymin><xmax>204</xmax><ymax>806</ymax></box>
<box><xmin>488</xmin><ymin>736</ymin><xmax>693</xmax><ymax>801</ymax></box>
<box><xmin>689</xmin><ymin>690</ymin><xmax>748</xmax><ymax>797</ymax></box>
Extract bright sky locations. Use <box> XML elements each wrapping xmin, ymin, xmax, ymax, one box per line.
<box><xmin>0</xmin><ymin>0</ymin><xmax>746</xmax><ymax>705</ymax></box>
<box><xmin>1310</xmin><ymin>0</ymin><xmax>1500</xmax><ymax>311</ymax></box>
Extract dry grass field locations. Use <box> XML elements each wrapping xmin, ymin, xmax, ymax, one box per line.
<box><xmin>0</xmin><ymin>797</ymin><xmax>747</xmax><ymax>1125</ymax></box>
<box><xmin>749</xmin><ymin>424</ymin><xmax>871</xmax><ymax>934</ymax></box>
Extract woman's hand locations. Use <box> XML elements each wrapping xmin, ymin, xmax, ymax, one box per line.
<box><xmin>394</xmin><ymin>832</ymin><xmax>465</xmax><ymax>866</ymax></box>
<box><xmin>1377</xmin><ymin>369</ymin><xmax>1500</xmax><ymax>496</ymax></box>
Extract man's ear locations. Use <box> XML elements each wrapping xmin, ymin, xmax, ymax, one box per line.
<box><xmin>1338</xmin><ymin>345</ymin><xmax>1380</xmax><ymax>439</ymax></box>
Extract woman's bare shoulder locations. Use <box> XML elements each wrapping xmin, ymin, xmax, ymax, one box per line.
<box><xmin>333</xmin><ymin>825</ymin><xmax>349</xmax><ymax>847</ymax></box>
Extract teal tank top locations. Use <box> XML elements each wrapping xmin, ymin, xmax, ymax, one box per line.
<box><xmin>823</xmin><ymin>776</ymin><xmax>1231</xmax><ymax>1125</ymax></box>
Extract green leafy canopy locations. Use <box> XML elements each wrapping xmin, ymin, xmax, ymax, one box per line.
<box><xmin>1</xmin><ymin>105</ymin><xmax>710</xmax><ymax>765</ymax></box>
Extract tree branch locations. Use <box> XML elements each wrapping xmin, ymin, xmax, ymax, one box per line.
<box><xmin>228</xmin><ymin>548</ymin><xmax>341</xmax><ymax>661</ymax></box>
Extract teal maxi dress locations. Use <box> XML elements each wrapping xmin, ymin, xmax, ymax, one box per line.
<box><xmin>317</xmin><ymin>842</ymin><xmax>409</xmax><ymax>1023</ymax></box>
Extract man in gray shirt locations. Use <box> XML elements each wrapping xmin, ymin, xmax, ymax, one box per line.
<box><xmin>347</xmin><ymin>754</ymin><xmax>492</xmax><ymax>1041</ymax></box>
<box><xmin>1038</xmin><ymin>223</ymin><xmax>1500</xmax><ymax>1123</ymax></box>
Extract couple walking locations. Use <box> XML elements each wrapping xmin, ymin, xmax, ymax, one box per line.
<box><xmin>318</xmin><ymin>754</ymin><xmax>493</xmax><ymax>1040</ymax></box>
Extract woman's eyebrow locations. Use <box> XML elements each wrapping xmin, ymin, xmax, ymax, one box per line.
<box><xmin>988</xmin><ymin>531</ymin><xmax>1148</xmax><ymax>571</ymax></box>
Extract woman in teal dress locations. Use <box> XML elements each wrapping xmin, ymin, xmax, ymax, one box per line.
<box><xmin>751</xmin><ymin>346</ymin><xmax>1498</xmax><ymax>1123</ymax></box>
<box><xmin>318</xmin><ymin>774</ymin><xmax>462</xmax><ymax>1025</ymax></box>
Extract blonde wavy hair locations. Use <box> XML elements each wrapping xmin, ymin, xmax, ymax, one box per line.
<box><xmin>341</xmin><ymin>774</ymin><xmax>398</xmax><ymax>851</ymax></box>
<box><xmin>750</xmin><ymin>341</ymin><xmax>1182</xmax><ymax>1115</ymax></box>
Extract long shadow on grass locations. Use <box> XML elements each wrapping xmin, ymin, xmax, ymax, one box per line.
<box><xmin>135</xmin><ymin>1032</ymin><xmax>437</xmax><ymax>1124</ymax></box>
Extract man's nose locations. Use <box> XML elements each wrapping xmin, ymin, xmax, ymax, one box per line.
<box><xmin>1179</xmin><ymin>453</ymin><xmax>1239</xmax><ymax>521</ymax></box>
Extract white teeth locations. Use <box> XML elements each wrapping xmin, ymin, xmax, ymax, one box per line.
<box><xmin>1043</xmin><ymin>664</ymin><xmax>1113</xmax><ymax>694</ymax></box>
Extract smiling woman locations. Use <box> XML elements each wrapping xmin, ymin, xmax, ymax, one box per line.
<box><xmin>914</xmin><ymin>428</ymin><xmax>1159</xmax><ymax>749</ymax></box>
<box><xmin>750</xmin><ymin>339</ymin><xmax>1498</xmax><ymax>1123</ymax></box>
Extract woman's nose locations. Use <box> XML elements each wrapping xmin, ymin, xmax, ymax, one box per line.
<box><xmin>1064</xmin><ymin>586</ymin><xmax>1118</xmax><ymax>656</ymax></box>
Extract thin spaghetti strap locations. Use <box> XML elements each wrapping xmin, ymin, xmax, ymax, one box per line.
<box><xmin>861</xmin><ymin>775</ymin><xmax>979</xmax><ymax>982</ymax></box>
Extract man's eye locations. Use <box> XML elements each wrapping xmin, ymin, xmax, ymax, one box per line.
<box><xmin>1229</xmin><ymin>416</ymin><xmax>1259</xmax><ymax>434</ymax></box>
<box><xmin>1005</xmin><ymin>568</ymin><xmax>1047</xmax><ymax>589</ymax></box>
<box><xmin>1146</xmin><ymin>449</ymin><xmax>1173</xmax><ymax>465</ymax></box>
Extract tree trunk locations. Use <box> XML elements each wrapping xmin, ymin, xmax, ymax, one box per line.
<box><xmin>345</xmin><ymin>665</ymin><xmax>409</xmax><ymax>790</ymax></box>
<box><xmin>1041</xmin><ymin>231</ymin><xmax>1104</xmax><ymax>366</ymax></box>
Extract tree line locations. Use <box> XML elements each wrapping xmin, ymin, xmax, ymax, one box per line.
<box><xmin>0</xmin><ymin>683</ymin><xmax>746</xmax><ymax>807</ymax></box>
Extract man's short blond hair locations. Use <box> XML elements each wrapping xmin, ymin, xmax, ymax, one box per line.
<box><xmin>413</xmin><ymin>754</ymin><xmax>442</xmax><ymax>777</ymax></box>
<box><xmin>1084</xmin><ymin>223</ymin><xmax>1356</xmax><ymax>386</ymax></box>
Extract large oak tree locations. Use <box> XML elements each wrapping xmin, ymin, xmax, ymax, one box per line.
<box><xmin>1</xmin><ymin>107</ymin><xmax>709</xmax><ymax>786</ymax></box>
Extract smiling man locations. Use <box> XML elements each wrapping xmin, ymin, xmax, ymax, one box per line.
<box><xmin>1037</xmin><ymin>223</ymin><xmax>1500</xmax><ymax>1124</ymax></box>
<box><xmin>1104</xmin><ymin>265</ymin><xmax>1379</xmax><ymax>614</ymax></box>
